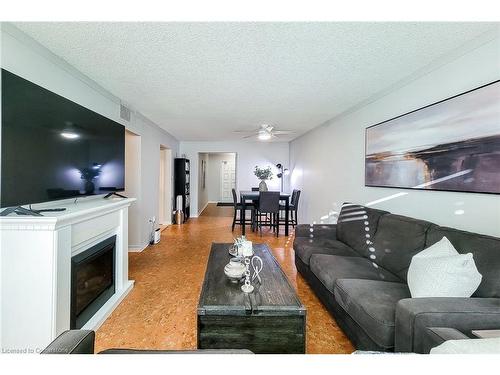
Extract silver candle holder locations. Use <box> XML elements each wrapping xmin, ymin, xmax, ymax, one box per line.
<box><xmin>241</xmin><ymin>256</ymin><xmax>254</xmax><ymax>293</ymax></box>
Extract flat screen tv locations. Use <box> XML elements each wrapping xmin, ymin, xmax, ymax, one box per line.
<box><xmin>1</xmin><ymin>69</ymin><xmax>125</xmax><ymax>208</ymax></box>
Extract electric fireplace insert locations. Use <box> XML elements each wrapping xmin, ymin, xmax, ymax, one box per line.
<box><xmin>71</xmin><ymin>235</ymin><xmax>116</xmax><ymax>329</ymax></box>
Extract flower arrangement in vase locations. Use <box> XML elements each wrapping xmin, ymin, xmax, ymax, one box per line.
<box><xmin>254</xmin><ymin>166</ymin><xmax>273</xmax><ymax>192</ymax></box>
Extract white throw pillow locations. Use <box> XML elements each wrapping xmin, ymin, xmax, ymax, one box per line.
<box><xmin>407</xmin><ymin>237</ymin><xmax>482</xmax><ymax>298</ymax></box>
<box><xmin>431</xmin><ymin>338</ymin><xmax>500</xmax><ymax>354</ymax></box>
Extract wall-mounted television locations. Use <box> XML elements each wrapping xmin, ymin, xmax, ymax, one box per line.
<box><xmin>1</xmin><ymin>69</ymin><xmax>125</xmax><ymax>208</ymax></box>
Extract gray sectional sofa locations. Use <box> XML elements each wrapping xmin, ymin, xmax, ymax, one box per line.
<box><xmin>293</xmin><ymin>203</ymin><xmax>500</xmax><ymax>353</ymax></box>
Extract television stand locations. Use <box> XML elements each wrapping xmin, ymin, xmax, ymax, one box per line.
<box><xmin>0</xmin><ymin>206</ymin><xmax>44</xmax><ymax>217</ymax></box>
<box><xmin>103</xmin><ymin>192</ymin><xmax>128</xmax><ymax>199</ymax></box>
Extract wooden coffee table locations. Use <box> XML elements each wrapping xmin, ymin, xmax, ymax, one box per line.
<box><xmin>197</xmin><ymin>243</ymin><xmax>306</xmax><ymax>354</ymax></box>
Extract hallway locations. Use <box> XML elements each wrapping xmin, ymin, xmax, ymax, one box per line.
<box><xmin>95</xmin><ymin>203</ymin><xmax>353</xmax><ymax>353</ymax></box>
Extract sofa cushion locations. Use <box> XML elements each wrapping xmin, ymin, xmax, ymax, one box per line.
<box><xmin>426</xmin><ymin>226</ymin><xmax>500</xmax><ymax>298</ymax></box>
<box><xmin>336</xmin><ymin>203</ymin><xmax>388</xmax><ymax>255</ymax></box>
<box><xmin>294</xmin><ymin>237</ymin><xmax>359</xmax><ymax>265</ymax></box>
<box><xmin>407</xmin><ymin>237</ymin><xmax>482</xmax><ymax>298</ymax></box>
<box><xmin>368</xmin><ymin>214</ymin><xmax>433</xmax><ymax>281</ymax></box>
<box><xmin>334</xmin><ymin>279</ymin><xmax>411</xmax><ymax>349</ymax></box>
<box><xmin>309</xmin><ymin>254</ymin><xmax>401</xmax><ymax>293</ymax></box>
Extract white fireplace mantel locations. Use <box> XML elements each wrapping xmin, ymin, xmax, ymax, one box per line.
<box><xmin>0</xmin><ymin>196</ymin><xmax>136</xmax><ymax>352</ymax></box>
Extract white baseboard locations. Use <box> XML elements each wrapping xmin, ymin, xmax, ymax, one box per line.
<box><xmin>198</xmin><ymin>201</ymin><xmax>210</xmax><ymax>215</ymax></box>
<box><xmin>128</xmin><ymin>242</ymin><xmax>149</xmax><ymax>252</ymax></box>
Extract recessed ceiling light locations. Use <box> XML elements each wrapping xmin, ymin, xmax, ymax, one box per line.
<box><xmin>61</xmin><ymin>132</ymin><xmax>79</xmax><ymax>139</ymax></box>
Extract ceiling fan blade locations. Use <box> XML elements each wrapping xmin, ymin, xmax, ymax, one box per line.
<box><xmin>272</xmin><ymin>130</ymin><xmax>295</xmax><ymax>134</ymax></box>
<box><xmin>242</xmin><ymin>134</ymin><xmax>257</xmax><ymax>139</ymax></box>
<box><xmin>233</xmin><ymin>128</ymin><xmax>260</xmax><ymax>133</ymax></box>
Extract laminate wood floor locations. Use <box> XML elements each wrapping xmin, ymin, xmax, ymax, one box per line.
<box><xmin>94</xmin><ymin>203</ymin><xmax>354</xmax><ymax>353</ymax></box>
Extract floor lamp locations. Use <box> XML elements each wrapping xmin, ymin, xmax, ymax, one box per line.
<box><xmin>276</xmin><ymin>163</ymin><xmax>289</xmax><ymax>192</ymax></box>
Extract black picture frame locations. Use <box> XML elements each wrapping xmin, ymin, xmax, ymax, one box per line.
<box><xmin>364</xmin><ymin>80</ymin><xmax>500</xmax><ymax>195</ymax></box>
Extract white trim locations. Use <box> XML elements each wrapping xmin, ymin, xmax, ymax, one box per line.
<box><xmin>128</xmin><ymin>242</ymin><xmax>149</xmax><ymax>253</ymax></box>
<box><xmin>198</xmin><ymin>201</ymin><xmax>210</xmax><ymax>216</ymax></box>
<box><xmin>0</xmin><ymin>196</ymin><xmax>135</xmax><ymax>230</ymax></box>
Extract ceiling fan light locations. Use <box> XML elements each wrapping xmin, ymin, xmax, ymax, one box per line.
<box><xmin>258</xmin><ymin>130</ymin><xmax>271</xmax><ymax>141</ymax></box>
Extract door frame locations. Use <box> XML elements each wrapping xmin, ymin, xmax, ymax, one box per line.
<box><xmin>219</xmin><ymin>157</ymin><xmax>236</xmax><ymax>202</ymax></box>
<box><xmin>159</xmin><ymin>146</ymin><xmax>172</xmax><ymax>225</ymax></box>
<box><xmin>196</xmin><ymin>151</ymin><xmax>238</xmax><ymax>214</ymax></box>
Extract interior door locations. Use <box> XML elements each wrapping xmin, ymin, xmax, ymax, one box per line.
<box><xmin>220</xmin><ymin>158</ymin><xmax>236</xmax><ymax>202</ymax></box>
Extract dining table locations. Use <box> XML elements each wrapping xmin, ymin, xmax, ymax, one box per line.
<box><xmin>239</xmin><ymin>191</ymin><xmax>291</xmax><ymax>236</ymax></box>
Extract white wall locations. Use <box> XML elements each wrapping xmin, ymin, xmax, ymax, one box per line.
<box><xmin>290</xmin><ymin>35</ymin><xmax>500</xmax><ymax>237</ymax></box>
<box><xmin>197</xmin><ymin>153</ymin><xmax>209</xmax><ymax>214</ymax></box>
<box><xmin>207</xmin><ymin>153</ymin><xmax>236</xmax><ymax>202</ymax></box>
<box><xmin>124</xmin><ymin>130</ymin><xmax>142</xmax><ymax>247</ymax></box>
<box><xmin>135</xmin><ymin>114</ymin><xmax>178</xmax><ymax>248</ymax></box>
<box><xmin>0</xmin><ymin>24</ymin><xmax>180</xmax><ymax>249</ymax></box>
<box><xmin>180</xmin><ymin>141</ymin><xmax>289</xmax><ymax>216</ymax></box>
<box><xmin>159</xmin><ymin>147</ymin><xmax>173</xmax><ymax>226</ymax></box>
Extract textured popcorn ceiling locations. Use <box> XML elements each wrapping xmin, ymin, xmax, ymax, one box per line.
<box><xmin>14</xmin><ymin>22</ymin><xmax>497</xmax><ymax>141</ymax></box>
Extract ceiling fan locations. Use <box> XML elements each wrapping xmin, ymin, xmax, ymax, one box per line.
<box><xmin>234</xmin><ymin>124</ymin><xmax>295</xmax><ymax>141</ymax></box>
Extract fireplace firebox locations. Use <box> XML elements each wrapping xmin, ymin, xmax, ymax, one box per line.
<box><xmin>71</xmin><ymin>235</ymin><xmax>116</xmax><ymax>329</ymax></box>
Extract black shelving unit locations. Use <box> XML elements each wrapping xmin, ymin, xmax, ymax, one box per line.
<box><xmin>174</xmin><ymin>158</ymin><xmax>190</xmax><ymax>222</ymax></box>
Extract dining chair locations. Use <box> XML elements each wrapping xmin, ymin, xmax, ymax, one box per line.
<box><xmin>290</xmin><ymin>189</ymin><xmax>301</xmax><ymax>227</ymax></box>
<box><xmin>251</xmin><ymin>187</ymin><xmax>260</xmax><ymax>191</ymax></box>
<box><xmin>231</xmin><ymin>188</ymin><xmax>255</xmax><ymax>232</ymax></box>
<box><xmin>279</xmin><ymin>189</ymin><xmax>301</xmax><ymax>228</ymax></box>
<box><xmin>255</xmin><ymin>191</ymin><xmax>281</xmax><ymax>237</ymax></box>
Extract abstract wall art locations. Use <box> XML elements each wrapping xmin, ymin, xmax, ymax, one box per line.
<box><xmin>365</xmin><ymin>80</ymin><xmax>500</xmax><ymax>194</ymax></box>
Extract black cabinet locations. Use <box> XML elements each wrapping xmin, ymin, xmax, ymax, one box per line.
<box><xmin>174</xmin><ymin>158</ymin><xmax>190</xmax><ymax>222</ymax></box>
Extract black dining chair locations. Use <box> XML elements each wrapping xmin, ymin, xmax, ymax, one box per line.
<box><xmin>279</xmin><ymin>189</ymin><xmax>301</xmax><ymax>228</ymax></box>
<box><xmin>255</xmin><ymin>191</ymin><xmax>281</xmax><ymax>237</ymax></box>
<box><xmin>251</xmin><ymin>187</ymin><xmax>260</xmax><ymax>191</ymax></box>
<box><xmin>231</xmin><ymin>188</ymin><xmax>255</xmax><ymax>232</ymax></box>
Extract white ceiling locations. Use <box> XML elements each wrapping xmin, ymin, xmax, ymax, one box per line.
<box><xmin>13</xmin><ymin>22</ymin><xmax>497</xmax><ymax>141</ymax></box>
